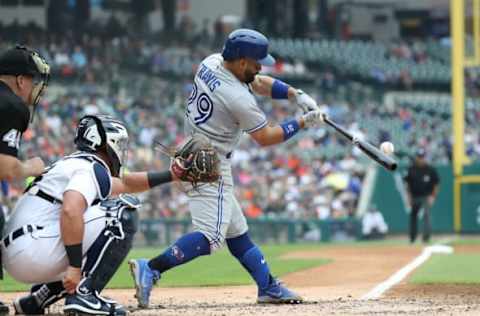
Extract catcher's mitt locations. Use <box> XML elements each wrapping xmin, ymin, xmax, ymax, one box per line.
<box><xmin>159</xmin><ymin>134</ymin><xmax>220</xmax><ymax>186</ymax></box>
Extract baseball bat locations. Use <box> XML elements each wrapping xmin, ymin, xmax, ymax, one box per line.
<box><xmin>323</xmin><ymin>116</ymin><xmax>398</xmax><ymax>171</ymax></box>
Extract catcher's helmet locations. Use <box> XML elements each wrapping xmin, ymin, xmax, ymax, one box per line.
<box><xmin>221</xmin><ymin>29</ymin><xmax>275</xmax><ymax>66</ymax></box>
<box><xmin>74</xmin><ymin>115</ymin><xmax>129</xmax><ymax>177</ymax></box>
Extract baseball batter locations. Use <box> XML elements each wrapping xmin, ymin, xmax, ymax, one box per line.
<box><xmin>129</xmin><ymin>28</ymin><xmax>324</xmax><ymax>306</ymax></box>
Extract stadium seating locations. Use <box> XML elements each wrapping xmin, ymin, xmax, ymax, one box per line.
<box><xmin>269</xmin><ymin>38</ymin><xmax>451</xmax><ymax>86</ymax></box>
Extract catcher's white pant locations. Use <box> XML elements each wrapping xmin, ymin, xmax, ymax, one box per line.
<box><xmin>2</xmin><ymin>196</ymin><xmax>107</xmax><ymax>284</ymax></box>
<box><xmin>188</xmin><ymin>175</ymin><xmax>248</xmax><ymax>251</ymax></box>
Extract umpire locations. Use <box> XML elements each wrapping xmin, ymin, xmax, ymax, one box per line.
<box><xmin>404</xmin><ymin>148</ymin><xmax>440</xmax><ymax>244</ymax></box>
<box><xmin>0</xmin><ymin>45</ymin><xmax>50</xmax><ymax>315</ymax></box>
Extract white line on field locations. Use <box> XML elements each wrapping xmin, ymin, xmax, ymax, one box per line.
<box><xmin>361</xmin><ymin>238</ymin><xmax>455</xmax><ymax>300</ymax></box>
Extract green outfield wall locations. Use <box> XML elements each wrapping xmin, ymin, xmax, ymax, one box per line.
<box><xmin>137</xmin><ymin>163</ymin><xmax>480</xmax><ymax>246</ymax></box>
<box><xmin>371</xmin><ymin>163</ymin><xmax>480</xmax><ymax>234</ymax></box>
<box><xmin>139</xmin><ymin>217</ymin><xmax>361</xmax><ymax>246</ymax></box>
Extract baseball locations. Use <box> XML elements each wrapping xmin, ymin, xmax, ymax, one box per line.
<box><xmin>380</xmin><ymin>141</ymin><xmax>395</xmax><ymax>155</ymax></box>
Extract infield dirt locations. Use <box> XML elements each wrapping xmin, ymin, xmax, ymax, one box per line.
<box><xmin>2</xmin><ymin>243</ymin><xmax>480</xmax><ymax>315</ymax></box>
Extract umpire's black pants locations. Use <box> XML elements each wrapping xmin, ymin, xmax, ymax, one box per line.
<box><xmin>409</xmin><ymin>196</ymin><xmax>431</xmax><ymax>243</ymax></box>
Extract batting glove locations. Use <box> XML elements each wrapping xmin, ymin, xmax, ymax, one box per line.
<box><xmin>295</xmin><ymin>89</ymin><xmax>320</xmax><ymax>113</ymax></box>
<box><xmin>302</xmin><ymin>110</ymin><xmax>326</xmax><ymax>128</ymax></box>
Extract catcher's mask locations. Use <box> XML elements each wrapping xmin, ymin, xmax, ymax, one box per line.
<box><xmin>74</xmin><ymin>115</ymin><xmax>129</xmax><ymax>177</ymax></box>
<box><xmin>0</xmin><ymin>45</ymin><xmax>50</xmax><ymax>122</ymax></box>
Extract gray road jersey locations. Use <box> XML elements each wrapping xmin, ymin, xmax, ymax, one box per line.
<box><xmin>184</xmin><ymin>54</ymin><xmax>267</xmax><ymax>161</ymax></box>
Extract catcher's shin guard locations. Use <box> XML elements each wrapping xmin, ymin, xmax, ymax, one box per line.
<box><xmin>84</xmin><ymin>194</ymin><xmax>140</xmax><ymax>292</ymax></box>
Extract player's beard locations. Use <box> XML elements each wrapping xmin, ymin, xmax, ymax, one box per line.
<box><xmin>244</xmin><ymin>69</ymin><xmax>257</xmax><ymax>84</ymax></box>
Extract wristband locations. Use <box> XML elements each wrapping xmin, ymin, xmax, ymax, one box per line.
<box><xmin>271</xmin><ymin>79</ymin><xmax>289</xmax><ymax>99</ymax></box>
<box><xmin>65</xmin><ymin>244</ymin><xmax>83</xmax><ymax>268</ymax></box>
<box><xmin>147</xmin><ymin>171</ymin><xmax>173</xmax><ymax>188</ymax></box>
<box><xmin>280</xmin><ymin>119</ymin><xmax>300</xmax><ymax>141</ymax></box>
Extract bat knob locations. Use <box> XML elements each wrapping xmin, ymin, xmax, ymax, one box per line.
<box><xmin>390</xmin><ymin>162</ymin><xmax>398</xmax><ymax>171</ymax></box>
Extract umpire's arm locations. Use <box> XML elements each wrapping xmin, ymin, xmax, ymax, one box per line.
<box><xmin>0</xmin><ymin>154</ymin><xmax>44</xmax><ymax>182</ymax></box>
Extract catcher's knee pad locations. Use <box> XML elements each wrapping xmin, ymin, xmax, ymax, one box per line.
<box><xmin>83</xmin><ymin>194</ymin><xmax>140</xmax><ymax>292</ymax></box>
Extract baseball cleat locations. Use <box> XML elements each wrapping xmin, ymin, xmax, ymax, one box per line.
<box><xmin>257</xmin><ymin>278</ymin><xmax>303</xmax><ymax>304</ymax></box>
<box><xmin>0</xmin><ymin>301</ymin><xmax>8</xmax><ymax>316</ymax></box>
<box><xmin>14</xmin><ymin>284</ymin><xmax>50</xmax><ymax>315</ymax></box>
<box><xmin>14</xmin><ymin>282</ymin><xmax>67</xmax><ymax>315</ymax></box>
<box><xmin>13</xmin><ymin>294</ymin><xmax>44</xmax><ymax>315</ymax></box>
<box><xmin>128</xmin><ymin>259</ymin><xmax>160</xmax><ymax>308</ymax></box>
<box><xmin>64</xmin><ymin>291</ymin><xmax>126</xmax><ymax>316</ymax></box>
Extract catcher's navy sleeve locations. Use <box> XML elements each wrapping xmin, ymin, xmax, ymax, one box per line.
<box><xmin>147</xmin><ymin>171</ymin><xmax>173</xmax><ymax>188</ymax></box>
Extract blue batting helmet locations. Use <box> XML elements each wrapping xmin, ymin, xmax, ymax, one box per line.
<box><xmin>222</xmin><ymin>29</ymin><xmax>275</xmax><ymax>66</ymax></box>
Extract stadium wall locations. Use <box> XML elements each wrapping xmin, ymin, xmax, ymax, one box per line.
<box><xmin>372</xmin><ymin>164</ymin><xmax>480</xmax><ymax>234</ymax></box>
<box><xmin>0</xmin><ymin>1</ymin><xmax>46</xmax><ymax>27</ymax></box>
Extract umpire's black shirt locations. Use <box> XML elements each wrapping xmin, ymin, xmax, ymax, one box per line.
<box><xmin>404</xmin><ymin>164</ymin><xmax>439</xmax><ymax>198</ymax></box>
<box><xmin>0</xmin><ymin>81</ymin><xmax>30</xmax><ymax>158</ymax></box>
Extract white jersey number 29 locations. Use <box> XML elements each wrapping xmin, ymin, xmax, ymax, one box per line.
<box><xmin>187</xmin><ymin>83</ymin><xmax>214</xmax><ymax>125</ymax></box>
<box><xmin>2</xmin><ymin>129</ymin><xmax>21</xmax><ymax>149</ymax></box>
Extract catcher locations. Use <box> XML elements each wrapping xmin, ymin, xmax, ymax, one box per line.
<box><xmin>1</xmin><ymin>114</ymin><xmax>219</xmax><ymax>315</ymax></box>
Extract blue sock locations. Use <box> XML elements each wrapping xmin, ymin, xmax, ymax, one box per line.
<box><xmin>148</xmin><ymin>231</ymin><xmax>210</xmax><ymax>273</ymax></box>
<box><xmin>227</xmin><ymin>233</ymin><xmax>271</xmax><ymax>290</ymax></box>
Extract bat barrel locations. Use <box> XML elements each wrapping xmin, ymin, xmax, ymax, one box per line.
<box><xmin>324</xmin><ymin>117</ymin><xmax>397</xmax><ymax>171</ymax></box>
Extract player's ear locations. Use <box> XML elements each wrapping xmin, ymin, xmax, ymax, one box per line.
<box><xmin>16</xmin><ymin>75</ymin><xmax>30</xmax><ymax>90</ymax></box>
<box><xmin>239</xmin><ymin>58</ymin><xmax>248</xmax><ymax>69</ymax></box>
<box><xmin>15</xmin><ymin>75</ymin><xmax>23</xmax><ymax>89</ymax></box>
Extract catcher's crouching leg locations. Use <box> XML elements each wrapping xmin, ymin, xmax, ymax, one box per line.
<box><xmin>85</xmin><ymin>194</ymin><xmax>139</xmax><ymax>292</ymax></box>
<box><xmin>64</xmin><ymin>194</ymin><xmax>140</xmax><ymax>316</ymax></box>
<box><xmin>15</xmin><ymin>195</ymin><xmax>140</xmax><ymax>315</ymax></box>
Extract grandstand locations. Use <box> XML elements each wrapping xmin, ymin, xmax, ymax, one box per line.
<box><xmin>4</xmin><ymin>2</ymin><xmax>480</xmax><ymax>316</ymax></box>
<box><xmin>0</xmin><ymin>0</ymin><xmax>478</xmax><ymax>239</ymax></box>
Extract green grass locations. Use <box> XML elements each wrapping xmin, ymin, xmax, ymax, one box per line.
<box><xmin>410</xmin><ymin>253</ymin><xmax>480</xmax><ymax>284</ymax></box>
<box><xmin>409</xmin><ymin>236</ymin><xmax>480</xmax><ymax>284</ymax></box>
<box><xmin>450</xmin><ymin>237</ymin><xmax>480</xmax><ymax>246</ymax></box>
<box><xmin>1</xmin><ymin>244</ymin><xmax>330</xmax><ymax>292</ymax></box>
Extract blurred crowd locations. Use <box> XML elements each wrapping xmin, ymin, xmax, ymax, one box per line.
<box><xmin>2</xmin><ymin>26</ymin><xmax>480</xmax><ymax>223</ymax></box>
<box><xmin>0</xmin><ymin>67</ymin><xmax>366</xmax><ymax>222</ymax></box>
